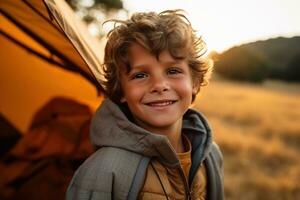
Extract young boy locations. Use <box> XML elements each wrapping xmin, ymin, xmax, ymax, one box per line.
<box><xmin>67</xmin><ymin>10</ymin><xmax>224</xmax><ymax>200</ymax></box>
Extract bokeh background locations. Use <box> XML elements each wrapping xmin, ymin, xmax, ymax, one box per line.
<box><xmin>1</xmin><ymin>0</ymin><xmax>299</xmax><ymax>199</ymax></box>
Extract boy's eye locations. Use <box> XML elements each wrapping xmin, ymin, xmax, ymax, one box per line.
<box><xmin>131</xmin><ymin>72</ymin><xmax>148</xmax><ymax>80</ymax></box>
<box><xmin>167</xmin><ymin>67</ymin><xmax>183</xmax><ymax>75</ymax></box>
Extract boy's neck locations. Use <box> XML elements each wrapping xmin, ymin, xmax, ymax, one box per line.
<box><xmin>153</xmin><ymin>126</ymin><xmax>185</xmax><ymax>153</ymax></box>
<box><xmin>135</xmin><ymin>118</ymin><xmax>185</xmax><ymax>153</ymax></box>
<box><xmin>170</xmin><ymin>133</ymin><xmax>185</xmax><ymax>153</ymax></box>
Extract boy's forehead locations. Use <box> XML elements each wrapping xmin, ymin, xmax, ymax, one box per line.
<box><xmin>127</xmin><ymin>43</ymin><xmax>185</xmax><ymax>68</ymax></box>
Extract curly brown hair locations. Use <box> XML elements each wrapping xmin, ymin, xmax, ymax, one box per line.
<box><xmin>101</xmin><ymin>9</ymin><xmax>212</xmax><ymax>103</ymax></box>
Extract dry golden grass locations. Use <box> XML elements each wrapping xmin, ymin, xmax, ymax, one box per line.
<box><xmin>193</xmin><ymin>78</ymin><xmax>300</xmax><ymax>200</ymax></box>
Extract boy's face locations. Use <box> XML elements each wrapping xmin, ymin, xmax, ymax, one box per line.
<box><xmin>120</xmin><ymin>43</ymin><xmax>196</xmax><ymax>134</ymax></box>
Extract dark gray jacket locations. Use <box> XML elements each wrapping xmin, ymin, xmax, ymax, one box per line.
<box><xmin>66</xmin><ymin>99</ymin><xmax>224</xmax><ymax>200</ymax></box>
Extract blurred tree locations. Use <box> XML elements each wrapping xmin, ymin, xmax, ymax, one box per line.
<box><xmin>66</xmin><ymin>0</ymin><xmax>123</xmax><ymax>10</ymax></box>
<box><xmin>66</xmin><ymin>0</ymin><xmax>127</xmax><ymax>38</ymax></box>
<box><xmin>214</xmin><ymin>47</ymin><xmax>269</xmax><ymax>83</ymax></box>
<box><xmin>213</xmin><ymin>36</ymin><xmax>300</xmax><ymax>82</ymax></box>
<box><xmin>285</xmin><ymin>54</ymin><xmax>300</xmax><ymax>81</ymax></box>
<box><xmin>243</xmin><ymin>36</ymin><xmax>300</xmax><ymax>80</ymax></box>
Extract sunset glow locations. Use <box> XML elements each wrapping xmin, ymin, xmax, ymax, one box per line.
<box><xmin>124</xmin><ymin>0</ymin><xmax>300</xmax><ymax>52</ymax></box>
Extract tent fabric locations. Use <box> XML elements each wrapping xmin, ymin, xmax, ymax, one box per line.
<box><xmin>0</xmin><ymin>97</ymin><xmax>94</xmax><ymax>200</ymax></box>
<box><xmin>0</xmin><ymin>0</ymin><xmax>104</xmax><ymax>90</ymax></box>
<box><xmin>0</xmin><ymin>114</ymin><xmax>21</xmax><ymax>157</ymax></box>
<box><xmin>0</xmin><ymin>1</ymin><xmax>106</xmax><ymax>199</ymax></box>
<box><xmin>9</xmin><ymin>97</ymin><xmax>94</xmax><ymax>160</ymax></box>
<box><xmin>44</xmin><ymin>0</ymin><xmax>106</xmax><ymax>86</ymax></box>
<box><xmin>0</xmin><ymin>29</ymin><xmax>102</xmax><ymax>133</ymax></box>
<box><xmin>0</xmin><ymin>0</ymin><xmax>104</xmax><ymax>132</ymax></box>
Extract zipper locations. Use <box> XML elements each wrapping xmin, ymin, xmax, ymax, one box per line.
<box><xmin>151</xmin><ymin>160</ymin><xmax>192</xmax><ymax>200</ymax></box>
<box><xmin>178</xmin><ymin>166</ymin><xmax>192</xmax><ymax>200</ymax></box>
<box><xmin>182</xmin><ymin>161</ymin><xmax>204</xmax><ymax>200</ymax></box>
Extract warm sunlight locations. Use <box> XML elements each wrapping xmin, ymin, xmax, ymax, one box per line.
<box><xmin>1</xmin><ymin>1</ymin><xmax>299</xmax><ymax>200</ymax></box>
<box><xmin>124</xmin><ymin>0</ymin><xmax>300</xmax><ymax>52</ymax></box>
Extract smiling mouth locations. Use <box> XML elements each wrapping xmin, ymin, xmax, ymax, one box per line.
<box><xmin>145</xmin><ymin>100</ymin><xmax>177</xmax><ymax>107</ymax></box>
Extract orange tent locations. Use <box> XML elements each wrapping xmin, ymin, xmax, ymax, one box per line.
<box><xmin>0</xmin><ymin>1</ymin><xmax>106</xmax><ymax>199</ymax></box>
<box><xmin>0</xmin><ymin>97</ymin><xmax>94</xmax><ymax>200</ymax></box>
<box><xmin>0</xmin><ymin>0</ymin><xmax>105</xmax><ymax>133</ymax></box>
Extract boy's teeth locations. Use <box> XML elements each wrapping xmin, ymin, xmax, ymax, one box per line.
<box><xmin>148</xmin><ymin>101</ymin><xmax>173</xmax><ymax>106</ymax></box>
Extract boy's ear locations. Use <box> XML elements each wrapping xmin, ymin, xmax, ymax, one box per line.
<box><xmin>120</xmin><ymin>96</ymin><xmax>126</xmax><ymax>103</ymax></box>
<box><xmin>192</xmin><ymin>83</ymin><xmax>200</xmax><ymax>95</ymax></box>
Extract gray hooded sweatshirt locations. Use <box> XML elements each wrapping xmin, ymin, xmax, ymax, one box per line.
<box><xmin>66</xmin><ymin>99</ymin><xmax>224</xmax><ymax>200</ymax></box>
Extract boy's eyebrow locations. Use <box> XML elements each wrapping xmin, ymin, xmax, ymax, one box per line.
<box><xmin>131</xmin><ymin>60</ymin><xmax>182</xmax><ymax>69</ymax></box>
<box><xmin>130</xmin><ymin>64</ymin><xmax>148</xmax><ymax>70</ymax></box>
<box><xmin>131</xmin><ymin>63</ymin><xmax>147</xmax><ymax>68</ymax></box>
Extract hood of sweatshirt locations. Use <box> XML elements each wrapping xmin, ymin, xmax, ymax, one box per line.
<box><xmin>90</xmin><ymin>99</ymin><xmax>213</xmax><ymax>168</ymax></box>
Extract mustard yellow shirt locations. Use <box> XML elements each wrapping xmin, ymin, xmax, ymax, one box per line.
<box><xmin>139</xmin><ymin>135</ymin><xmax>207</xmax><ymax>200</ymax></box>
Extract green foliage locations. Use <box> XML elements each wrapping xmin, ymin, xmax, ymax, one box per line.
<box><xmin>66</xmin><ymin>0</ymin><xmax>125</xmax><ymax>38</ymax></box>
<box><xmin>286</xmin><ymin>54</ymin><xmax>300</xmax><ymax>81</ymax></box>
<box><xmin>243</xmin><ymin>36</ymin><xmax>300</xmax><ymax>80</ymax></box>
<box><xmin>213</xmin><ymin>36</ymin><xmax>300</xmax><ymax>82</ymax></box>
<box><xmin>214</xmin><ymin>47</ymin><xmax>269</xmax><ymax>82</ymax></box>
<box><xmin>95</xmin><ymin>0</ymin><xmax>123</xmax><ymax>10</ymax></box>
<box><xmin>67</xmin><ymin>0</ymin><xmax>123</xmax><ymax>10</ymax></box>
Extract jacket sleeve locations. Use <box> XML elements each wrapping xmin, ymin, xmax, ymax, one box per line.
<box><xmin>65</xmin><ymin>147</ymin><xmax>145</xmax><ymax>200</ymax></box>
<box><xmin>205</xmin><ymin>142</ymin><xmax>224</xmax><ymax>200</ymax></box>
<box><xmin>65</xmin><ymin>155</ymin><xmax>113</xmax><ymax>200</ymax></box>
<box><xmin>211</xmin><ymin>142</ymin><xmax>224</xmax><ymax>181</ymax></box>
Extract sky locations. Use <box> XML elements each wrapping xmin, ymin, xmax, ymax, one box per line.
<box><xmin>122</xmin><ymin>0</ymin><xmax>300</xmax><ymax>52</ymax></box>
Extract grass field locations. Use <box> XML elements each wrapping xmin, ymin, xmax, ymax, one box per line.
<box><xmin>193</xmin><ymin>79</ymin><xmax>300</xmax><ymax>200</ymax></box>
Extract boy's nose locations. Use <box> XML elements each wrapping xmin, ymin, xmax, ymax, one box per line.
<box><xmin>150</xmin><ymin>76</ymin><xmax>170</xmax><ymax>94</ymax></box>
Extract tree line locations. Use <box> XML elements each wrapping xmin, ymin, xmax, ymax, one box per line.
<box><xmin>212</xmin><ymin>36</ymin><xmax>300</xmax><ymax>83</ymax></box>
